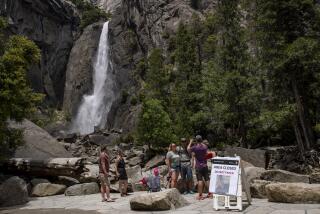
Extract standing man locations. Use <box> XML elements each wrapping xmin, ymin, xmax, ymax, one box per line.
<box><xmin>99</xmin><ymin>146</ymin><xmax>114</xmax><ymax>202</ymax></box>
<box><xmin>178</xmin><ymin>138</ymin><xmax>195</xmax><ymax>194</ymax></box>
<box><xmin>187</xmin><ymin>135</ymin><xmax>210</xmax><ymax>200</ymax></box>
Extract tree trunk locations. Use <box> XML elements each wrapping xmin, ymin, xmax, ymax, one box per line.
<box><xmin>237</xmin><ymin>112</ymin><xmax>248</xmax><ymax>148</ymax></box>
<box><xmin>0</xmin><ymin>158</ymin><xmax>86</xmax><ymax>178</ymax></box>
<box><xmin>293</xmin><ymin>121</ymin><xmax>305</xmax><ymax>160</ymax></box>
<box><xmin>292</xmin><ymin>78</ymin><xmax>314</xmax><ymax>151</ymax></box>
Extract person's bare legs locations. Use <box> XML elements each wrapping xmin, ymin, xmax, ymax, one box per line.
<box><xmin>171</xmin><ymin>171</ymin><xmax>179</xmax><ymax>188</ymax></box>
<box><xmin>105</xmin><ymin>184</ymin><xmax>111</xmax><ymax>200</ymax></box>
<box><xmin>119</xmin><ymin>180</ymin><xmax>123</xmax><ymax>195</ymax></box>
<box><xmin>123</xmin><ymin>180</ymin><xmax>128</xmax><ymax>194</ymax></box>
<box><xmin>197</xmin><ymin>180</ymin><xmax>204</xmax><ymax>199</ymax></box>
<box><xmin>205</xmin><ymin>180</ymin><xmax>212</xmax><ymax>198</ymax></box>
<box><xmin>101</xmin><ymin>185</ymin><xmax>106</xmax><ymax>201</ymax></box>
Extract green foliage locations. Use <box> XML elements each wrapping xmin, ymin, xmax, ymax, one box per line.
<box><xmin>70</xmin><ymin>0</ymin><xmax>110</xmax><ymax>30</ymax></box>
<box><xmin>135</xmin><ymin>1</ymin><xmax>320</xmax><ymax>151</ymax></box>
<box><xmin>145</xmin><ymin>49</ymin><xmax>170</xmax><ymax>103</ymax></box>
<box><xmin>170</xmin><ymin>19</ymin><xmax>203</xmax><ymax>137</ymax></box>
<box><xmin>0</xmin><ymin>34</ymin><xmax>43</xmax><ymax>159</ymax></box>
<box><xmin>137</xmin><ymin>99</ymin><xmax>176</xmax><ymax>148</ymax></box>
<box><xmin>255</xmin><ymin>0</ymin><xmax>320</xmax><ymax>150</ymax></box>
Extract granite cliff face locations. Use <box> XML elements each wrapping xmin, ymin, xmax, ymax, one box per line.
<box><xmin>90</xmin><ymin>0</ymin><xmax>121</xmax><ymax>13</ymax></box>
<box><xmin>105</xmin><ymin>0</ymin><xmax>216</xmax><ymax>133</ymax></box>
<box><xmin>0</xmin><ymin>0</ymin><xmax>79</xmax><ymax>107</ymax></box>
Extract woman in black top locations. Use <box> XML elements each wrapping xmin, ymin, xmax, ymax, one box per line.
<box><xmin>115</xmin><ymin>150</ymin><xmax>128</xmax><ymax>197</ymax></box>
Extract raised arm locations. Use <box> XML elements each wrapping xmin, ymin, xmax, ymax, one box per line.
<box><xmin>191</xmin><ymin>152</ymin><xmax>196</xmax><ymax>169</ymax></box>
<box><xmin>187</xmin><ymin>139</ymin><xmax>193</xmax><ymax>153</ymax></box>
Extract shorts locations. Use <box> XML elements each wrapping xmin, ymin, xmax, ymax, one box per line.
<box><xmin>118</xmin><ymin>168</ymin><xmax>128</xmax><ymax>180</ymax></box>
<box><xmin>99</xmin><ymin>173</ymin><xmax>110</xmax><ymax>187</ymax></box>
<box><xmin>170</xmin><ymin>165</ymin><xmax>181</xmax><ymax>173</ymax></box>
<box><xmin>196</xmin><ymin>166</ymin><xmax>209</xmax><ymax>181</ymax></box>
<box><xmin>181</xmin><ymin>164</ymin><xmax>193</xmax><ymax>181</ymax></box>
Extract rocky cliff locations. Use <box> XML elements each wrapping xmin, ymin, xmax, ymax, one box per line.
<box><xmin>1</xmin><ymin>0</ymin><xmax>216</xmax><ymax>134</ymax></box>
<box><xmin>106</xmin><ymin>0</ymin><xmax>215</xmax><ymax>132</ymax></box>
<box><xmin>63</xmin><ymin>22</ymin><xmax>104</xmax><ymax>116</ymax></box>
<box><xmin>90</xmin><ymin>0</ymin><xmax>121</xmax><ymax>13</ymax></box>
<box><xmin>0</xmin><ymin>0</ymin><xmax>79</xmax><ymax>107</ymax></box>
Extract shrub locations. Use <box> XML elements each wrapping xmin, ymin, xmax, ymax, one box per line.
<box><xmin>137</xmin><ymin>99</ymin><xmax>177</xmax><ymax>149</ymax></box>
<box><xmin>70</xmin><ymin>0</ymin><xmax>110</xmax><ymax>30</ymax></box>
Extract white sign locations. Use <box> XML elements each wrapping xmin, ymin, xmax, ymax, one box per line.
<box><xmin>209</xmin><ymin>156</ymin><xmax>240</xmax><ymax>196</ymax></box>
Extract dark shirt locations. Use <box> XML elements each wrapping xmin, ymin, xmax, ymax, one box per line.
<box><xmin>190</xmin><ymin>143</ymin><xmax>208</xmax><ymax>169</ymax></box>
<box><xmin>177</xmin><ymin>146</ymin><xmax>191</xmax><ymax>166</ymax></box>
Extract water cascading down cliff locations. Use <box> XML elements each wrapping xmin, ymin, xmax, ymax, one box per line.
<box><xmin>72</xmin><ymin>21</ymin><xmax>115</xmax><ymax>135</ymax></box>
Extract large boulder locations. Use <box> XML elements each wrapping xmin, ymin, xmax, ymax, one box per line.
<box><xmin>55</xmin><ymin>176</ymin><xmax>80</xmax><ymax>187</ymax></box>
<box><xmin>130</xmin><ymin>189</ymin><xmax>189</xmax><ymax>211</ymax></box>
<box><xmin>260</xmin><ymin>169</ymin><xmax>309</xmax><ymax>183</ymax></box>
<box><xmin>241</xmin><ymin>160</ymin><xmax>254</xmax><ymax>168</ymax></box>
<box><xmin>8</xmin><ymin>120</ymin><xmax>72</xmax><ymax>159</ymax></box>
<box><xmin>30</xmin><ymin>178</ymin><xmax>51</xmax><ymax>186</ymax></box>
<box><xmin>265</xmin><ymin>183</ymin><xmax>320</xmax><ymax>203</ymax></box>
<box><xmin>31</xmin><ymin>183</ymin><xmax>66</xmax><ymax>197</ymax></box>
<box><xmin>0</xmin><ymin>176</ymin><xmax>29</xmax><ymax>207</ymax></box>
<box><xmin>244</xmin><ymin>167</ymin><xmax>266</xmax><ymax>183</ymax></box>
<box><xmin>145</xmin><ymin>155</ymin><xmax>165</xmax><ymax>170</ymax></box>
<box><xmin>310</xmin><ymin>173</ymin><xmax>320</xmax><ymax>184</ymax></box>
<box><xmin>127</xmin><ymin>165</ymin><xmax>143</xmax><ymax>184</ymax></box>
<box><xmin>79</xmin><ymin>164</ymin><xmax>99</xmax><ymax>183</ymax></box>
<box><xmin>250</xmin><ymin>179</ymin><xmax>271</xmax><ymax>199</ymax></box>
<box><xmin>65</xmin><ymin>182</ymin><xmax>99</xmax><ymax>196</ymax></box>
<box><xmin>88</xmin><ymin>134</ymin><xmax>115</xmax><ymax>146</ymax></box>
<box><xmin>128</xmin><ymin>156</ymin><xmax>142</xmax><ymax>167</ymax></box>
<box><xmin>224</xmin><ymin>146</ymin><xmax>266</xmax><ymax>168</ymax></box>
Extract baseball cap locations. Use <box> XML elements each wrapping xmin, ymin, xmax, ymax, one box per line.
<box><xmin>195</xmin><ymin>135</ymin><xmax>202</xmax><ymax>142</ymax></box>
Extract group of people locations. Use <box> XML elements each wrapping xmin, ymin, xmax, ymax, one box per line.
<box><xmin>99</xmin><ymin>146</ymin><xmax>129</xmax><ymax>202</ymax></box>
<box><xmin>98</xmin><ymin>135</ymin><xmax>215</xmax><ymax>202</ymax></box>
<box><xmin>166</xmin><ymin>135</ymin><xmax>215</xmax><ymax>200</ymax></box>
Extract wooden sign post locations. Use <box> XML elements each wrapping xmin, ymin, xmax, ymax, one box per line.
<box><xmin>209</xmin><ymin>156</ymin><xmax>251</xmax><ymax>211</ymax></box>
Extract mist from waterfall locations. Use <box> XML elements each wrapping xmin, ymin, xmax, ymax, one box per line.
<box><xmin>72</xmin><ymin>21</ymin><xmax>114</xmax><ymax>135</ymax></box>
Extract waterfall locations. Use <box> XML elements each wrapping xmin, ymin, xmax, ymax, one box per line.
<box><xmin>72</xmin><ymin>21</ymin><xmax>115</xmax><ymax>135</ymax></box>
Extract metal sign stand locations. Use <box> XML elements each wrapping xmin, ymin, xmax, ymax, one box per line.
<box><xmin>212</xmin><ymin>158</ymin><xmax>251</xmax><ymax>211</ymax></box>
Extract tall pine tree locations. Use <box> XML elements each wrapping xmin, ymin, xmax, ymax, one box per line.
<box><xmin>255</xmin><ymin>0</ymin><xmax>320</xmax><ymax>153</ymax></box>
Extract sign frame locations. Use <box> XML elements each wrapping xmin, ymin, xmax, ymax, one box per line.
<box><xmin>210</xmin><ymin>156</ymin><xmax>252</xmax><ymax>211</ymax></box>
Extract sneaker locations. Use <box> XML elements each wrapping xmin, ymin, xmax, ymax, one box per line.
<box><xmin>188</xmin><ymin>190</ymin><xmax>196</xmax><ymax>194</ymax></box>
<box><xmin>206</xmin><ymin>193</ymin><xmax>213</xmax><ymax>199</ymax></box>
<box><xmin>183</xmin><ymin>191</ymin><xmax>188</xmax><ymax>195</ymax></box>
<box><xmin>196</xmin><ymin>194</ymin><xmax>205</xmax><ymax>200</ymax></box>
